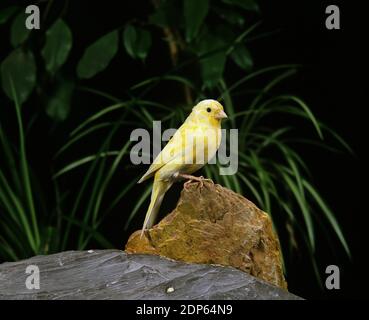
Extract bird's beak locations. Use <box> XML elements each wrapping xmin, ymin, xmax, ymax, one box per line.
<box><xmin>215</xmin><ymin>110</ymin><xmax>228</xmax><ymax>119</ymax></box>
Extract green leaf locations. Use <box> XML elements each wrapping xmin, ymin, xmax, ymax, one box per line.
<box><xmin>279</xmin><ymin>95</ymin><xmax>323</xmax><ymax>139</ymax></box>
<box><xmin>184</xmin><ymin>0</ymin><xmax>209</xmax><ymax>42</ymax></box>
<box><xmin>0</xmin><ymin>169</ymin><xmax>36</xmax><ymax>252</ymax></box>
<box><xmin>103</xmin><ymin>179</ymin><xmax>137</xmax><ymax>218</ymax></box>
<box><xmin>0</xmin><ymin>235</ymin><xmax>19</xmax><ymax>261</ymax></box>
<box><xmin>238</xmin><ymin>172</ymin><xmax>264</xmax><ymax>207</ymax></box>
<box><xmin>213</xmin><ymin>6</ymin><xmax>245</xmax><ymax>26</ymax></box>
<box><xmin>70</xmin><ymin>102</ymin><xmax>128</xmax><ymax>137</ymax></box>
<box><xmin>78</xmin><ymin>86</ymin><xmax>121</xmax><ymax>103</ymax></box>
<box><xmin>53</xmin><ymin>151</ymin><xmax>119</xmax><ymax>179</ymax></box>
<box><xmin>123</xmin><ymin>25</ymin><xmax>136</xmax><ymax>58</ymax></box>
<box><xmin>222</xmin><ymin>0</ymin><xmax>259</xmax><ymax>12</ymax></box>
<box><xmin>46</xmin><ymin>80</ymin><xmax>74</xmax><ymax>121</ymax></box>
<box><xmin>10</xmin><ymin>12</ymin><xmax>31</xmax><ymax>47</ymax></box>
<box><xmin>201</xmin><ymin>53</ymin><xmax>226</xmax><ymax>88</ymax></box>
<box><xmin>9</xmin><ymin>75</ymin><xmax>40</xmax><ymax>252</ymax></box>
<box><xmin>281</xmin><ymin>169</ymin><xmax>315</xmax><ymax>251</ymax></box>
<box><xmin>60</xmin><ymin>128</ymin><xmax>117</xmax><ymax>250</ymax></box>
<box><xmin>77</xmin><ymin>30</ymin><xmax>118</xmax><ymax>79</ymax></box>
<box><xmin>0</xmin><ymin>6</ymin><xmax>19</xmax><ymax>24</ymax></box>
<box><xmin>124</xmin><ymin>185</ymin><xmax>152</xmax><ymax>230</ymax></box>
<box><xmin>198</xmin><ymin>34</ymin><xmax>227</xmax><ymax>88</ymax></box>
<box><xmin>123</xmin><ymin>25</ymin><xmax>152</xmax><ymax>61</ymax></box>
<box><xmin>302</xmin><ymin>180</ymin><xmax>351</xmax><ymax>258</ymax></box>
<box><xmin>42</xmin><ymin>19</ymin><xmax>73</xmax><ymax>75</ymax></box>
<box><xmin>1</xmin><ymin>49</ymin><xmax>36</xmax><ymax>103</ymax></box>
<box><xmin>203</xmin><ymin>60</ymin><xmax>225</xmax><ymax>87</ymax></box>
<box><xmin>231</xmin><ymin>44</ymin><xmax>253</xmax><ymax>71</ymax></box>
<box><xmin>130</xmin><ymin>75</ymin><xmax>195</xmax><ymax>91</ymax></box>
<box><xmin>149</xmin><ymin>0</ymin><xmax>182</xmax><ymax>28</ymax></box>
<box><xmin>54</xmin><ymin>122</ymin><xmax>112</xmax><ymax>159</ymax></box>
<box><xmin>149</xmin><ymin>8</ymin><xmax>167</xmax><ymax>27</ymax></box>
<box><xmin>61</xmin><ymin>216</ymin><xmax>114</xmax><ymax>249</ymax></box>
<box><xmin>218</xmin><ymin>64</ymin><xmax>299</xmax><ymax>100</ymax></box>
<box><xmin>91</xmin><ymin>141</ymin><xmax>131</xmax><ymax>227</ymax></box>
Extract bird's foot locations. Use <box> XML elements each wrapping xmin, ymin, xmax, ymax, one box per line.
<box><xmin>178</xmin><ymin>174</ymin><xmax>214</xmax><ymax>190</ymax></box>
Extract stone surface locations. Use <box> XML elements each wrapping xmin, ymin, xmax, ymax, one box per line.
<box><xmin>126</xmin><ymin>182</ymin><xmax>287</xmax><ymax>289</ymax></box>
<box><xmin>0</xmin><ymin>250</ymin><xmax>301</xmax><ymax>300</ymax></box>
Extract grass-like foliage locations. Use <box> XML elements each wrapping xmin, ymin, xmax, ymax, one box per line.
<box><xmin>0</xmin><ymin>1</ymin><xmax>352</xmax><ymax>285</ymax></box>
<box><xmin>53</xmin><ymin>66</ymin><xmax>351</xmax><ymax>282</ymax></box>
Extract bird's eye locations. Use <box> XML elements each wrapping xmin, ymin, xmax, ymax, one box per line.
<box><xmin>206</xmin><ymin>107</ymin><xmax>211</xmax><ymax>113</ymax></box>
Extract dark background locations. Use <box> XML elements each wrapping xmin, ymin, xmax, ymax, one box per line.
<box><xmin>0</xmin><ymin>0</ymin><xmax>362</xmax><ymax>299</ymax></box>
<box><xmin>258</xmin><ymin>0</ymin><xmax>362</xmax><ymax>299</ymax></box>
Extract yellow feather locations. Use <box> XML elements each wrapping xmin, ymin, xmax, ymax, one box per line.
<box><xmin>138</xmin><ymin>99</ymin><xmax>227</xmax><ymax>236</ymax></box>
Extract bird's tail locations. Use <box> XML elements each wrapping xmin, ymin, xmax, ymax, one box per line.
<box><xmin>140</xmin><ymin>178</ymin><xmax>172</xmax><ymax>238</ymax></box>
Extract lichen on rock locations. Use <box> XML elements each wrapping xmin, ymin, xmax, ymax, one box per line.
<box><xmin>125</xmin><ymin>182</ymin><xmax>288</xmax><ymax>289</ymax></box>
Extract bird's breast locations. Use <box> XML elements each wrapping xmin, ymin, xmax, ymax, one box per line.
<box><xmin>182</xmin><ymin>124</ymin><xmax>221</xmax><ymax>163</ymax></box>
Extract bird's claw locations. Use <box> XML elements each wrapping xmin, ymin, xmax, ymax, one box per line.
<box><xmin>183</xmin><ymin>175</ymin><xmax>214</xmax><ymax>190</ymax></box>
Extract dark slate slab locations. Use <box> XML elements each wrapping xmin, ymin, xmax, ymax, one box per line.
<box><xmin>0</xmin><ymin>250</ymin><xmax>302</xmax><ymax>300</ymax></box>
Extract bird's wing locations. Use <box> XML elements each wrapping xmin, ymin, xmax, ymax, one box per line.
<box><xmin>137</xmin><ymin>124</ymin><xmax>193</xmax><ymax>183</ymax></box>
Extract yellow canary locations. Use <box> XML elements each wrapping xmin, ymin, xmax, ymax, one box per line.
<box><xmin>138</xmin><ymin>99</ymin><xmax>227</xmax><ymax>236</ymax></box>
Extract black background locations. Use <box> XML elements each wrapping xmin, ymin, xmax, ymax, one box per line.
<box><xmin>0</xmin><ymin>0</ymin><xmax>363</xmax><ymax>299</ymax></box>
<box><xmin>256</xmin><ymin>0</ymin><xmax>362</xmax><ymax>299</ymax></box>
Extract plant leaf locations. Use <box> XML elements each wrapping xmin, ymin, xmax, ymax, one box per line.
<box><xmin>61</xmin><ymin>215</ymin><xmax>114</xmax><ymax>249</ymax></box>
<box><xmin>130</xmin><ymin>75</ymin><xmax>195</xmax><ymax>91</ymax></box>
<box><xmin>184</xmin><ymin>0</ymin><xmax>209</xmax><ymax>42</ymax></box>
<box><xmin>149</xmin><ymin>0</ymin><xmax>182</xmax><ymax>28</ymax></box>
<box><xmin>46</xmin><ymin>80</ymin><xmax>74</xmax><ymax>121</ymax></box>
<box><xmin>1</xmin><ymin>48</ymin><xmax>36</xmax><ymax>103</ymax></box>
<box><xmin>53</xmin><ymin>151</ymin><xmax>119</xmax><ymax>179</ymax></box>
<box><xmin>123</xmin><ymin>25</ymin><xmax>152</xmax><ymax>61</ymax></box>
<box><xmin>42</xmin><ymin>19</ymin><xmax>73</xmax><ymax>75</ymax></box>
<box><xmin>91</xmin><ymin>141</ymin><xmax>131</xmax><ymax>226</ymax></box>
<box><xmin>60</xmin><ymin>126</ymin><xmax>118</xmax><ymax>250</ymax></box>
<box><xmin>54</xmin><ymin>122</ymin><xmax>112</xmax><ymax>159</ymax></box>
<box><xmin>279</xmin><ymin>95</ymin><xmax>323</xmax><ymax>139</ymax></box>
<box><xmin>77</xmin><ymin>30</ymin><xmax>118</xmax><ymax>79</ymax></box>
<box><xmin>231</xmin><ymin>44</ymin><xmax>253</xmax><ymax>71</ymax></box>
<box><xmin>302</xmin><ymin>179</ymin><xmax>351</xmax><ymax>258</ymax></box>
<box><xmin>0</xmin><ymin>6</ymin><xmax>19</xmax><ymax>24</ymax></box>
<box><xmin>123</xmin><ymin>25</ymin><xmax>136</xmax><ymax>58</ymax></box>
<box><xmin>70</xmin><ymin>102</ymin><xmax>128</xmax><ymax>137</ymax></box>
<box><xmin>198</xmin><ymin>34</ymin><xmax>227</xmax><ymax>88</ymax></box>
<box><xmin>10</xmin><ymin>12</ymin><xmax>31</xmax><ymax>47</ymax></box>
<box><xmin>9</xmin><ymin>75</ymin><xmax>40</xmax><ymax>251</ymax></box>
<box><xmin>124</xmin><ymin>185</ymin><xmax>152</xmax><ymax>230</ymax></box>
<box><xmin>280</xmin><ymin>169</ymin><xmax>315</xmax><ymax>251</ymax></box>
<box><xmin>222</xmin><ymin>0</ymin><xmax>259</xmax><ymax>12</ymax></box>
<box><xmin>218</xmin><ymin>64</ymin><xmax>300</xmax><ymax>100</ymax></box>
<box><xmin>213</xmin><ymin>6</ymin><xmax>245</xmax><ymax>26</ymax></box>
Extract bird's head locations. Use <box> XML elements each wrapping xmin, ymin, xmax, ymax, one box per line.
<box><xmin>191</xmin><ymin>99</ymin><xmax>227</xmax><ymax>125</ymax></box>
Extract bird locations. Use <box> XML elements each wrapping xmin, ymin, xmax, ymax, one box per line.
<box><xmin>137</xmin><ymin>99</ymin><xmax>227</xmax><ymax>237</ymax></box>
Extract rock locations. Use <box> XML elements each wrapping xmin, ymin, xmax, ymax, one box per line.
<box><xmin>126</xmin><ymin>182</ymin><xmax>287</xmax><ymax>289</ymax></box>
<box><xmin>0</xmin><ymin>250</ymin><xmax>301</xmax><ymax>300</ymax></box>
